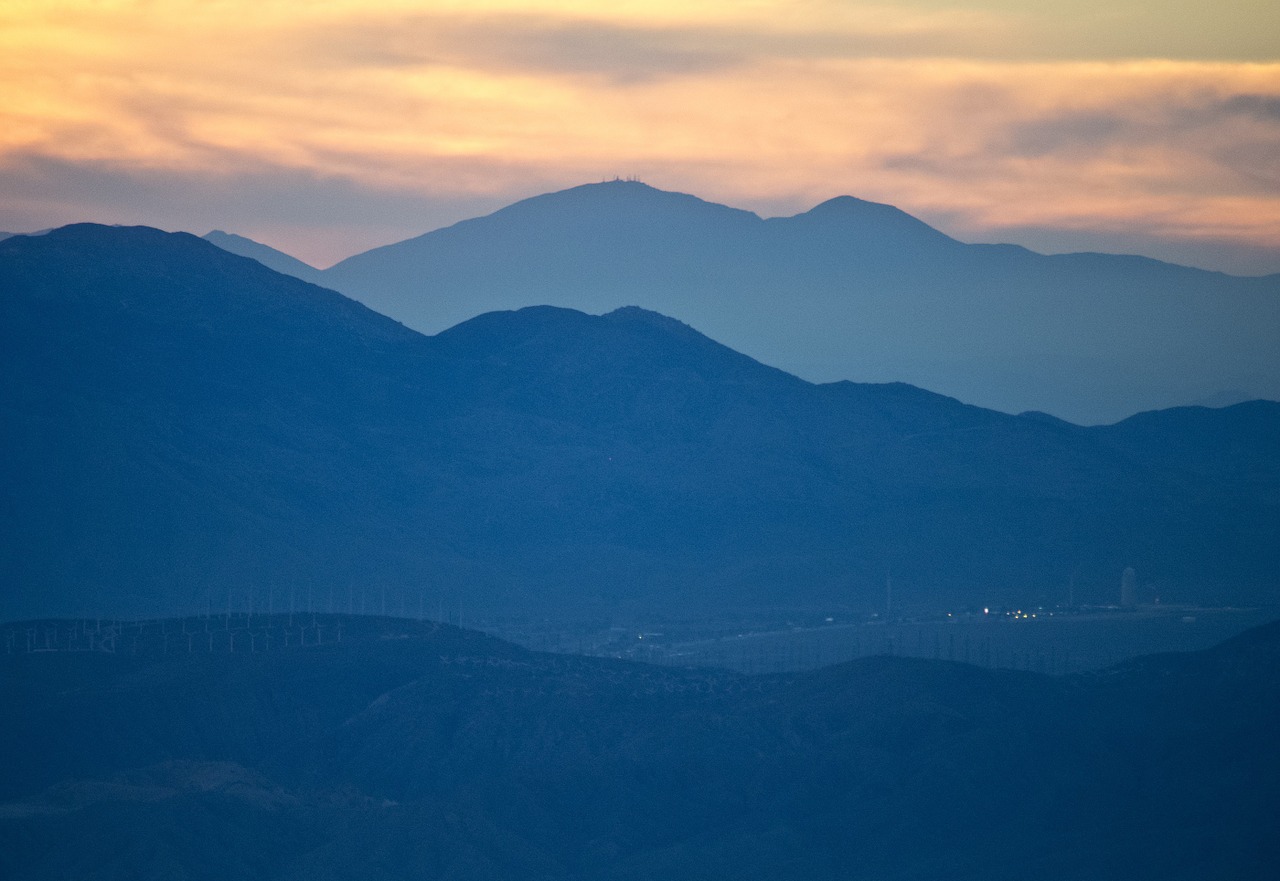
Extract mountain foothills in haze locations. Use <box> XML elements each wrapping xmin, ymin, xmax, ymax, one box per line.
<box><xmin>240</xmin><ymin>180</ymin><xmax>1280</xmax><ymax>426</ymax></box>
<box><xmin>1</xmin><ymin>615</ymin><xmax>1278</xmax><ymax>880</ymax></box>
<box><xmin>2</xmin><ymin>224</ymin><xmax>1278</xmax><ymax>622</ymax></box>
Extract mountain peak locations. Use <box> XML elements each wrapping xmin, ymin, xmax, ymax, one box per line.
<box><xmin>491</xmin><ymin>180</ymin><xmax>763</xmax><ymax>226</ymax></box>
<box><xmin>5</xmin><ymin>222</ymin><xmax>204</xmax><ymax>264</ymax></box>
<box><xmin>807</xmin><ymin>194</ymin><xmax>893</xmax><ymax>213</ymax></box>
<box><xmin>789</xmin><ymin>195</ymin><xmax>957</xmax><ymax>245</ymax></box>
<box><xmin>432</xmin><ymin>304</ymin><xmax>797</xmax><ymax>394</ymax></box>
<box><xmin>437</xmin><ymin>304</ymin><xmax>704</xmax><ymax>353</ymax></box>
<box><xmin>604</xmin><ymin>305</ymin><xmax>696</xmax><ymax>333</ymax></box>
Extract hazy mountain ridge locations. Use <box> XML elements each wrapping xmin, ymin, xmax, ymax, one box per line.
<box><xmin>2</xmin><ymin>224</ymin><xmax>1278</xmax><ymax>623</ymax></box>
<box><xmin>1</xmin><ymin>615</ymin><xmax>1277</xmax><ymax>880</ymax></box>
<box><xmin>201</xmin><ymin>230</ymin><xmax>329</xmax><ymax>286</ymax></box>
<box><xmin>311</xmin><ymin>180</ymin><xmax>1280</xmax><ymax>424</ymax></box>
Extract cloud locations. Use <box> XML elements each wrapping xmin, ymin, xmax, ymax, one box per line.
<box><xmin>289</xmin><ymin>4</ymin><xmax>1043</xmax><ymax>90</ymax></box>
<box><xmin>1005</xmin><ymin>112</ymin><xmax>1128</xmax><ymax>158</ymax></box>
<box><xmin>1217</xmin><ymin>94</ymin><xmax>1280</xmax><ymax>122</ymax></box>
<box><xmin>974</xmin><ymin>86</ymin><xmax>1280</xmax><ymax>199</ymax></box>
<box><xmin>308</xmin><ymin>15</ymin><xmax>746</xmax><ymax>84</ymax></box>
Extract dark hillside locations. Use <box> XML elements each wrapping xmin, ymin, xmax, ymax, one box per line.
<box><xmin>1</xmin><ymin>616</ymin><xmax>1277</xmax><ymax>880</ymax></box>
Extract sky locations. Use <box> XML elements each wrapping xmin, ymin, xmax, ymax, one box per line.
<box><xmin>2</xmin><ymin>0</ymin><xmax>1278</xmax><ymax>273</ymax></box>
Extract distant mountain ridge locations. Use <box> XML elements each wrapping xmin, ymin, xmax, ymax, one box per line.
<box><xmin>297</xmin><ymin>180</ymin><xmax>1280</xmax><ymax>425</ymax></box>
<box><xmin>2</xmin><ymin>223</ymin><xmax>1278</xmax><ymax>621</ymax></box>
<box><xmin>201</xmin><ymin>230</ymin><xmax>328</xmax><ymax>285</ymax></box>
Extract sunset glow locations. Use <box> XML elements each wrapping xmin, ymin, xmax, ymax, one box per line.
<box><xmin>2</xmin><ymin>1</ymin><xmax>1277</xmax><ymax>269</ymax></box>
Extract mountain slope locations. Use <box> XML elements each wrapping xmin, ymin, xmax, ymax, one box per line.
<box><xmin>2</xmin><ymin>224</ymin><xmax>1277</xmax><ymax>621</ymax></box>
<box><xmin>321</xmin><ymin>181</ymin><xmax>1280</xmax><ymax>424</ymax></box>
<box><xmin>202</xmin><ymin>230</ymin><xmax>328</xmax><ymax>285</ymax></box>
<box><xmin>1</xmin><ymin>225</ymin><xmax>443</xmax><ymax>620</ymax></box>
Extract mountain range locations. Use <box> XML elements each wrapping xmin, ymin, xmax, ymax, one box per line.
<box><xmin>2</xmin><ymin>613</ymin><xmax>1277</xmax><ymax>880</ymax></box>
<box><xmin>3</xmin><ymin>224</ymin><xmax>1277</xmax><ymax>622</ymax></box>
<box><xmin>207</xmin><ymin>181</ymin><xmax>1280</xmax><ymax>425</ymax></box>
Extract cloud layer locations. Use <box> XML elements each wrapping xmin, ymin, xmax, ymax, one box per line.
<box><xmin>2</xmin><ymin>1</ymin><xmax>1278</xmax><ymax>270</ymax></box>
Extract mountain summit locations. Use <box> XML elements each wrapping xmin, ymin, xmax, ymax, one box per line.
<box><xmin>782</xmin><ymin>194</ymin><xmax>960</xmax><ymax>249</ymax></box>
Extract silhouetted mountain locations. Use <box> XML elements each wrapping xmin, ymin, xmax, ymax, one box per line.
<box><xmin>2</xmin><ymin>224</ymin><xmax>1278</xmax><ymax>622</ymax></box>
<box><xmin>321</xmin><ymin>181</ymin><xmax>1280</xmax><ymax>424</ymax></box>
<box><xmin>1</xmin><ymin>615</ymin><xmax>1277</xmax><ymax>880</ymax></box>
<box><xmin>202</xmin><ymin>230</ymin><xmax>328</xmax><ymax>286</ymax></box>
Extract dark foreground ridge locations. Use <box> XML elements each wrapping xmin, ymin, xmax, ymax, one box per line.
<box><xmin>2</xmin><ymin>223</ymin><xmax>1279</xmax><ymax>621</ymax></box>
<box><xmin>1</xmin><ymin>615</ymin><xmax>1278</xmax><ymax>880</ymax></box>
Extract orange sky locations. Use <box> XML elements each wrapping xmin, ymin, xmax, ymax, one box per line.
<box><xmin>2</xmin><ymin>1</ymin><xmax>1278</xmax><ymax>271</ymax></box>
